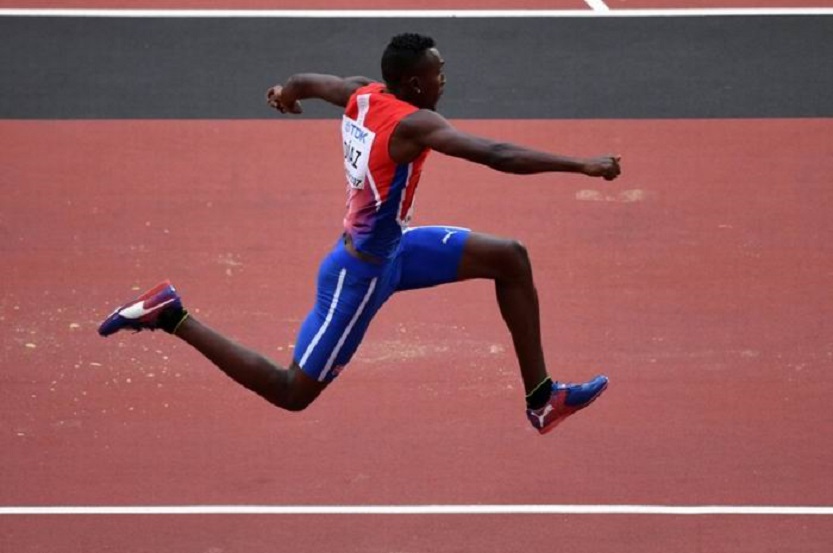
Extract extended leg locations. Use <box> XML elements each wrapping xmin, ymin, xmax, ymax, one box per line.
<box><xmin>97</xmin><ymin>281</ymin><xmax>325</xmax><ymax>411</ymax></box>
<box><xmin>174</xmin><ymin>316</ymin><xmax>326</xmax><ymax>411</ymax></box>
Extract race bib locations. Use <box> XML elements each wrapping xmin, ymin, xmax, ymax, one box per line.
<box><xmin>341</xmin><ymin>115</ymin><xmax>375</xmax><ymax>189</ymax></box>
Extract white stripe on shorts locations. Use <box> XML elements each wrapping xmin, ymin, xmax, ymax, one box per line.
<box><xmin>319</xmin><ymin>277</ymin><xmax>378</xmax><ymax>382</ymax></box>
<box><xmin>299</xmin><ymin>268</ymin><xmax>347</xmax><ymax>369</ymax></box>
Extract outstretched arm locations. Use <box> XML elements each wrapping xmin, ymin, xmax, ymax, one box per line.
<box><xmin>394</xmin><ymin>110</ymin><xmax>621</xmax><ymax>180</ymax></box>
<box><xmin>266</xmin><ymin>74</ymin><xmax>375</xmax><ymax>113</ymax></box>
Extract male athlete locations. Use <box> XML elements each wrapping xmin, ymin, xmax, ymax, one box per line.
<box><xmin>99</xmin><ymin>33</ymin><xmax>621</xmax><ymax>435</ymax></box>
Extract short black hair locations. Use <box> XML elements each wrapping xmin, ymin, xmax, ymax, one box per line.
<box><xmin>381</xmin><ymin>33</ymin><xmax>436</xmax><ymax>89</ymax></box>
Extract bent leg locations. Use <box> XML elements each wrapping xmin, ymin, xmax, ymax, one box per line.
<box><xmin>456</xmin><ymin>232</ymin><xmax>547</xmax><ymax>394</ymax></box>
<box><xmin>175</xmin><ymin>316</ymin><xmax>326</xmax><ymax>411</ymax></box>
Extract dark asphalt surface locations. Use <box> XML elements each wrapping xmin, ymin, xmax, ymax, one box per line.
<box><xmin>1</xmin><ymin>16</ymin><xmax>831</xmax><ymax>118</ymax></box>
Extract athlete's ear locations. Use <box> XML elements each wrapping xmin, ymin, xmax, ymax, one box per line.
<box><xmin>407</xmin><ymin>76</ymin><xmax>421</xmax><ymax>94</ymax></box>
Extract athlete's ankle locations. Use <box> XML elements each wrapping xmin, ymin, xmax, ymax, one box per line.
<box><xmin>159</xmin><ymin>307</ymin><xmax>189</xmax><ymax>335</ymax></box>
<box><xmin>525</xmin><ymin>376</ymin><xmax>553</xmax><ymax>410</ymax></box>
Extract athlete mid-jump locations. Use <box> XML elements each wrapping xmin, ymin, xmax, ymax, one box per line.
<box><xmin>99</xmin><ymin>33</ymin><xmax>621</xmax><ymax>434</ymax></box>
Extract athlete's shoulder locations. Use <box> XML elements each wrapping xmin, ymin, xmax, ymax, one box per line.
<box><xmin>397</xmin><ymin>108</ymin><xmax>450</xmax><ymax>134</ymax></box>
<box><xmin>356</xmin><ymin>81</ymin><xmax>385</xmax><ymax>93</ymax></box>
<box><xmin>349</xmin><ymin>85</ymin><xmax>423</xmax><ymax>125</ymax></box>
<box><xmin>349</xmin><ymin>81</ymin><xmax>385</xmax><ymax>101</ymax></box>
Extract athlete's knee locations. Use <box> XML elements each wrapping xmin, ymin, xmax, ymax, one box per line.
<box><xmin>500</xmin><ymin>239</ymin><xmax>533</xmax><ymax>281</ymax></box>
<box><xmin>281</xmin><ymin>395</ymin><xmax>314</xmax><ymax>412</ymax></box>
<box><xmin>263</xmin><ymin>382</ymin><xmax>318</xmax><ymax>412</ymax></box>
<box><xmin>274</xmin><ymin>363</ymin><xmax>326</xmax><ymax>412</ymax></box>
<box><xmin>284</xmin><ymin>401</ymin><xmax>308</xmax><ymax>412</ymax></box>
<box><xmin>509</xmin><ymin>239</ymin><xmax>531</xmax><ymax>265</ymax></box>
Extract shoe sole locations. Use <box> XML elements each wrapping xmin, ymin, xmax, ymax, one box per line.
<box><xmin>98</xmin><ymin>281</ymin><xmax>177</xmax><ymax>337</ymax></box>
<box><xmin>538</xmin><ymin>378</ymin><xmax>609</xmax><ymax>435</ymax></box>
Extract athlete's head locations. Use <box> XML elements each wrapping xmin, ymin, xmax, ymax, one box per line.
<box><xmin>381</xmin><ymin>33</ymin><xmax>446</xmax><ymax>110</ymax></box>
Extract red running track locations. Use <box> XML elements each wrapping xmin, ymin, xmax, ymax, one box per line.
<box><xmin>1</xmin><ymin>119</ymin><xmax>831</xmax><ymax>551</ymax></box>
<box><xmin>0</xmin><ymin>0</ymin><xmax>586</xmax><ymax>10</ymax></box>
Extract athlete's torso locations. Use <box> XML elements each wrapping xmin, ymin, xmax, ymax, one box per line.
<box><xmin>341</xmin><ymin>83</ymin><xmax>431</xmax><ymax>259</ymax></box>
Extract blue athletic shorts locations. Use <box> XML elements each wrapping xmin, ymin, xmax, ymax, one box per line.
<box><xmin>294</xmin><ymin>225</ymin><xmax>470</xmax><ymax>383</ymax></box>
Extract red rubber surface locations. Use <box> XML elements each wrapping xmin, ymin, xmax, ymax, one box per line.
<box><xmin>1</xmin><ymin>119</ymin><xmax>831</xmax><ymax>551</ymax></box>
<box><xmin>0</xmin><ymin>0</ymin><xmax>588</xmax><ymax>9</ymax></box>
<box><xmin>3</xmin><ymin>515</ymin><xmax>833</xmax><ymax>552</ymax></box>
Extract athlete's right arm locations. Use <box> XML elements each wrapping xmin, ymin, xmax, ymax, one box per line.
<box><xmin>394</xmin><ymin>110</ymin><xmax>621</xmax><ymax>180</ymax></box>
<box><xmin>266</xmin><ymin>74</ymin><xmax>374</xmax><ymax>113</ymax></box>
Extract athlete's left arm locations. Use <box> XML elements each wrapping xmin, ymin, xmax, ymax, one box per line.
<box><xmin>266</xmin><ymin>74</ymin><xmax>375</xmax><ymax>113</ymax></box>
<box><xmin>396</xmin><ymin>110</ymin><xmax>621</xmax><ymax>179</ymax></box>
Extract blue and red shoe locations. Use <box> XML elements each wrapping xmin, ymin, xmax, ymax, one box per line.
<box><xmin>527</xmin><ymin>375</ymin><xmax>609</xmax><ymax>435</ymax></box>
<box><xmin>98</xmin><ymin>281</ymin><xmax>184</xmax><ymax>337</ymax></box>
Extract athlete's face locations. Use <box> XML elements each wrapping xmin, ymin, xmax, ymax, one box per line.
<box><xmin>412</xmin><ymin>48</ymin><xmax>446</xmax><ymax>110</ymax></box>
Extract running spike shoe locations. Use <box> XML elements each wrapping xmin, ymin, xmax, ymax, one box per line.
<box><xmin>527</xmin><ymin>375</ymin><xmax>609</xmax><ymax>435</ymax></box>
<box><xmin>98</xmin><ymin>281</ymin><xmax>183</xmax><ymax>337</ymax></box>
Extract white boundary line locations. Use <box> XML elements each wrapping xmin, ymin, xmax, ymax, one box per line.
<box><xmin>0</xmin><ymin>8</ymin><xmax>832</xmax><ymax>17</ymax></box>
<box><xmin>584</xmin><ymin>0</ymin><xmax>611</xmax><ymax>12</ymax></box>
<box><xmin>1</xmin><ymin>505</ymin><xmax>832</xmax><ymax>516</ymax></box>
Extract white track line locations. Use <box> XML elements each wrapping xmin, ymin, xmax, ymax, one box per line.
<box><xmin>1</xmin><ymin>505</ymin><xmax>831</xmax><ymax>516</ymax></box>
<box><xmin>0</xmin><ymin>8</ymin><xmax>832</xmax><ymax>17</ymax></box>
<box><xmin>584</xmin><ymin>0</ymin><xmax>611</xmax><ymax>12</ymax></box>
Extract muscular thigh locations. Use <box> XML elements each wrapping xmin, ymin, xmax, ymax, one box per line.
<box><xmin>395</xmin><ymin>226</ymin><xmax>471</xmax><ymax>292</ymax></box>
<box><xmin>455</xmin><ymin>231</ymin><xmax>526</xmax><ymax>281</ymax></box>
<box><xmin>294</xmin><ymin>241</ymin><xmax>385</xmax><ymax>383</ymax></box>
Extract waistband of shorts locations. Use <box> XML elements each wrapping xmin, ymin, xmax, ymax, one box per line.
<box><xmin>343</xmin><ymin>233</ymin><xmax>384</xmax><ymax>265</ymax></box>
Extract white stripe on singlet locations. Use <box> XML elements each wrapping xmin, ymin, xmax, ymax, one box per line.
<box><xmin>366</xmin><ymin>168</ymin><xmax>382</xmax><ymax>211</ymax></box>
<box><xmin>355</xmin><ymin>94</ymin><xmax>370</xmax><ymax>126</ymax></box>
<box><xmin>299</xmin><ymin>268</ymin><xmax>347</xmax><ymax>369</ymax></box>
<box><xmin>395</xmin><ymin>163</ymin><xmax>414</xmax><ymax>228</ymax></box>
<box><xmin>355</xmin><ymin>93</ymin><xmax>380</xmax><ymax>205</ymax></box>
<box><xmin>319</xmin><ymin>277</ymin><xmax>378</xmax><ymax>382</ymax></box>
